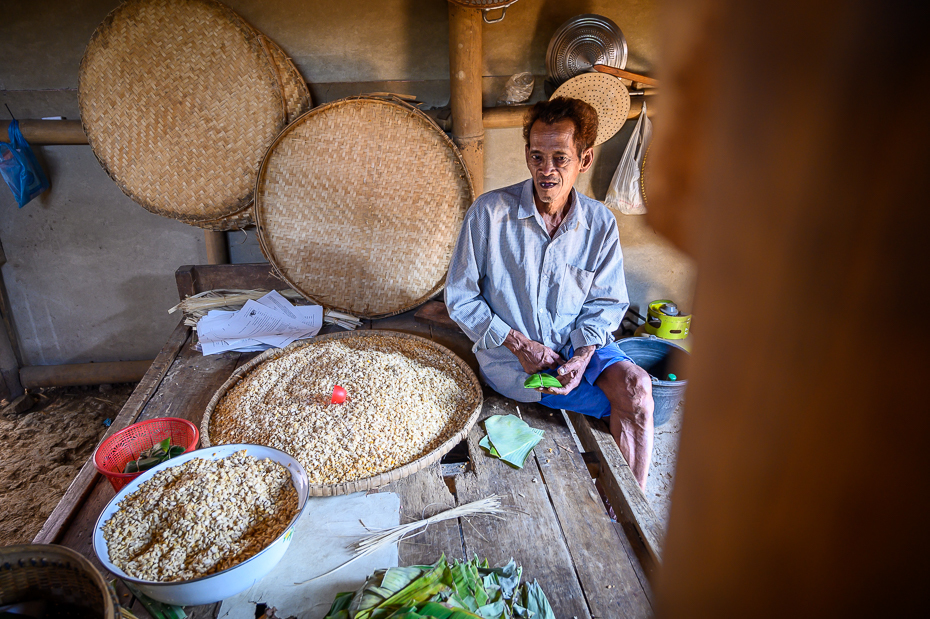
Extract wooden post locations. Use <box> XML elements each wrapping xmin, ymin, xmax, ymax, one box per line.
<box><xmin>649</xmin><ymin>1</ymin><xmax>930</xmax><ymax>616</ymax></box>
<box><xmin>203</xmin><ymin>230</ymin><xmax>229</xmax><ymax>265</ymax></box>
<box><xmin>448</xmin><ymin>2</ymin><xmax>484</xmax><ymax>197</ymax></box>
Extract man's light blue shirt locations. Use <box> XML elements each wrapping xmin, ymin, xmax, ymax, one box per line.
<box><xmin>444</xmin><ymin>179</ymin><xmax>629</xmax><ymax>402</ymax></box>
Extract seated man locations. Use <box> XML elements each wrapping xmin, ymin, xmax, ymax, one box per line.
<box><xmin>445</xmin><ymin>97</ymin><xmax>655</xmax><ymax>489</ymax></box>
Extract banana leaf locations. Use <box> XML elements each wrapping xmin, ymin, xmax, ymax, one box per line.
<box><xmin>480</xmin><ymin>559</ymin><xmax>521</xmax><ymax>601</ymax></box>
<box><xmin>522</xmin><ymin>373</ymin><xmax>562</xmax><ymax>389</ymax></box>
<box><xmin>520</xmin><ymin>581</ymin><xmax>554</xmax><ymax>619</ymax></box>
<box><xmin>325</xmin><ymin>591</ymin><xmax>355</xmax><ymax>619</ymax></box>
<box><xmin>385</xmin><ymin>602</ymin><xmax>484</xmax><ymax>619</ymax></box>
<box><xmin>325</xmin><ymin>557</ymin><xmax>552</xmax><ymax>619</ymax></box>
<box><xmin>360</xmin><ymin>560</ymin><xmax>449</xmax><ymax>619</ymax></box>
<box><xmin>480</xmin><ymin>415</ymin><xmax>544</xmax><ymax>468</ymax></box>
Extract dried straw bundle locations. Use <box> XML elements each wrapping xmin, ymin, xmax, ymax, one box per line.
<box><xmin>168</xmin><ymin>289</ymin><xmax>363</xmax><ymax>330</ymax></box>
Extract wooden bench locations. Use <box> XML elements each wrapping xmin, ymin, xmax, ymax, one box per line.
<box><xmin>35</xmin><ymin>264</ymin><xmax>659</xmax><ymax>618</ymax></box>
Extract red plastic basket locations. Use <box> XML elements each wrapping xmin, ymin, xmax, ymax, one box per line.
<box><xmin>93</xmin><ymin>417</ymin><xmax>199</xmax><ymax>491</ymax></box>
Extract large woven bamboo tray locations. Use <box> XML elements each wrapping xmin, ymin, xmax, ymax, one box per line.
<box><xmin>79</xmin><ymin>0</ymin><xmax>287</xmax><ymax>225</ymax></box>
<box><xmin>200</xmin><ymin>330</ymin><xmax>483</xmax><ymax>497</ymax></box>
<box><xmin>253</xmin><ymin>96</ymin><xmax>474</xmax><ymax>319</ymax></box>
<box><xmin>196</xmin><ymin>34</ymin><xmax>313</xmax><ymax>232</ymax></box>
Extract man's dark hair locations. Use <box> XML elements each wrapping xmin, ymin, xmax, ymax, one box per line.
<box><xmin>523</xmin><ymin>97</ymin><xmax>599</xmax><ymax>155</ymax></box>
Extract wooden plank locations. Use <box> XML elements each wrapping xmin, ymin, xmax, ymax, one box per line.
<box><xmin>370</xmin><ymin>308</ymin><xmax>433</xmax><ymax>339</ymax></box>
<box><xmin>454</xmin><ymin>393</ymin><xmax>592</xmax><ymax>619</ymax></box>
<box><xmin>566</xmin><ymin>411</ymin><xmax>664</xmax><ymax>566</ymax></box>
<box><xmin>32</xmin><ymin>321</ymin><xmax>190</xmax><ymax>544</ymax></box>
<box><xmin>174</xmin><ymin>263</ymin><xmax>284</xmax><ymax>299</ymax></box>
<box><xmin>425</xmin><ymin>325</ymin><xmax>479</xmax><ymax>378</ymax></box>
<box><xmin>135</xmin><ymin>342</ymin><xmax>244</xmax><ymax>425</ymax></box>
<box><xmin>413</xmin><ymin>300</ymin><xmax>463</xmax><ymax>333</ymax></box>
<box><xmin>522</xmin><ymin>403</ymin><xmax>653</xmax><ymax>616</ymax></box>
<box><xmin>381</xmin><ymin>464</ymin><xmax>465</xmax><ymax>567</ymax></box>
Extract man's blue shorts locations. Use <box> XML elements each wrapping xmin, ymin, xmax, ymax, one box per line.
<box><xmin>538</xmin><ymin>341</ymin><xmax>634</xmax><ymax>419</ymax></box>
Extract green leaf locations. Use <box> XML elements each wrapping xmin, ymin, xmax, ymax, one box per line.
<box><xmin>478</xmin><ymin>436</ymin><xmax>500</xmax><ymax>458</ymax></box>
<box><xmin>522</xmin><ymin>374</ymin><xmax>561</xmax><ymax>389</ymax></box>
<box><xmin>482</xmin><ymin>415</ymin><xmax>544</xmax><ymax>468</ymax></box>
<box><xmin>324</xmin><ymin>591</ymin><xmax>355</xmax><ymax>619</ymax></box>
<box><xmin>136</xmin><ymin>456</ymin><xmax>164</xmax><ymax>471</ymax></box>
<box><xmin>491</xmin><ymin>560</ymin><xmax>521</xmax><ymax>600</ymax></box>
<box><xmin>124</xmin><ymin>460</ymin><xmax>140</xmax><ymax>474</ymax></box>
<box><xmin>475</xmin><ymin>600</ymin><xmax>505</xmax><ymax>619</ymax></box>
<box><xmin>157</xmin><ymin>437</ymin><xmax>172</xmax><ymax>452</ymax></box>
<box><xmin>520</xmin><ymin>581</ymin><xmax>554</xmax><ymax>619</ymax></box>
<box><xmin>168</xmin><ymin>445</ymin><xmax>185</xmax><ymax>458</ymax></box>
<box><xmin>356</xmin><ymin>558</ymin><xmax>449</xmax><ymax>619</ymax></box>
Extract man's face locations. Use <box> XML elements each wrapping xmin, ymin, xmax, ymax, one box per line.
<box><xmin>525</xmin><ymin>119</ymin><xmax>594</xmax><ymax>208</ymax></box>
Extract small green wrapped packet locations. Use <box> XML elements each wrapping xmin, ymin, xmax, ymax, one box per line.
<box><xmin>523</xmin><ymin>373</ymin><xmax>562</xmax><ymax>389</ymax></box>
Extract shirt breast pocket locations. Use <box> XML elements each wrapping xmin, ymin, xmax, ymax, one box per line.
<box><xmin>557</xmin><ymin>264</ymin><xmax>595</xmax><ymax>316</ymax></box>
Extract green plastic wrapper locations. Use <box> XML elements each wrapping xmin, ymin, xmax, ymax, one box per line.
<box><xmin>478</xmin><ymin>414</ymin><xmax>544</xmax><ymax>469</ymax></box>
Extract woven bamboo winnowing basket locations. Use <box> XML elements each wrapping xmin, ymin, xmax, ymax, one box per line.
<box><xmin>253</xmin><ymin>96</ymin><xmax>474</xmax><ymax>319</ymax></box>
<box><xmin>79</xmin><ymin>0</ymin><xmax>294</xmax><ymax>227</ymax></box>
<box><xmin>195</xmin><ymin>33</ymin><xmax>313</xmax><ymax>232</ymax></box>
<box><xmin>0</xmin><ymin>544</ymin><xmax>120</xmax><ymax>617</ymax></box>
<box><xmin>200</xmin><ymin>330</ymin><xmax>483</xmax><ymax>497</ymax></box>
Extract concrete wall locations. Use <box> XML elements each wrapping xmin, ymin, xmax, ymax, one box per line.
<box><xmin>0</xmin><ymin>0</ymin><xmax>694</xmax><ymax>367</ymax></box>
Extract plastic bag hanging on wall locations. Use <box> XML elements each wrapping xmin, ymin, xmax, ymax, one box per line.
<box><xmin>0</xmin><ymin>120</ymin><xmax>50</xmax><ymax>208</ymax></box>
<box><xmin>604</xmin><ymin>101</ymin><xmax>652</xmax><ymax>215</ymax></box>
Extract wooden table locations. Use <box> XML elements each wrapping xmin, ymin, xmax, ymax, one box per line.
<box><xmin>35</xmin><ymin>264</ymin><xmax>659</xmax><ymax>618</ymax></box>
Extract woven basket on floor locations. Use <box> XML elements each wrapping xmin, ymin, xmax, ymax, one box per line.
<box><xmin>253</xmin><ymin>96</ymin><xmax>474</xmax><ymax>319</ymax></box>
<box><xmin>195</xmin><ymin>34</ymin><xmax>313</xmax><ymax>232</ymax></box>
<box><xmin>0</xmin><ymin>544</ymin><xmax>119</xmax><ymax>617</ymax></box>
<box><xmin>79</xmin><ymin>0</ymin><xmax>287</xmax><ymax>225</ymax></box>
<box><xmin>200</xmin><ymin>330</ymin><xmax>483</xmax><ymax>496</ymax></box>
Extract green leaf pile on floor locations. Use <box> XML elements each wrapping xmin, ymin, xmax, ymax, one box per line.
<box><xmin>323</xmin><ymin>555</ymin><xmax>555</xmax><ymax>619</ymax></box>
<box><xmin>478</xmin><ymin>414</ymin><xmax>544</xmax><ymax>468</ymax></box>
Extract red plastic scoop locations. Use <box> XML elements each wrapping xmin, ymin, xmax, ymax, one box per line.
<box><xmin>331</xmin><ymin>385</ymin><xmax>348</xmax><ymax>404</ymax></box>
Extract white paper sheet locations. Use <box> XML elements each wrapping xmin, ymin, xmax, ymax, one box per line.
<box><xmin>217</xmin><ymin>492</ymin><xmax>401</xmax><ymax>619</ymax></box>
<box><xmin>197</xmin><ymin>292</ymin><xmax>324</xmax><ymax>355</ymax></box>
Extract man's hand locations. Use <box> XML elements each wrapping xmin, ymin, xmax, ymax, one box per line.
<box><xmin>540</xmin><ymin>345</ymin><xmax>596</xmax><ymax>396</ymax></box>
<box><xmin>503</xmin><ymin>329</ymin><xmax>565</xmax><ymax>374</ymax></box>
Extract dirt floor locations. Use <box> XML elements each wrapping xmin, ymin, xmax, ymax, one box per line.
<box><xmin>0</xmin><ymin>384</ymin><xmax>136</xmax><ymax>546</ymax></box>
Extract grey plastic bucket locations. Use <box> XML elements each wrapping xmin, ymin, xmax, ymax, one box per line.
<box><xmin>616</xmin><ymin>336</ymin><xmax>689</xmax><ymax>427</ymax></box>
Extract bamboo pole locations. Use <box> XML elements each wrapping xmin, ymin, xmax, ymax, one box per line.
<box><xmin>20</xmin><ymin>359</ymin><xmax>154</xmax><ymax>389</ymax></box>
<box><xmin>1</xmin><ymin>120</ymin><xmax>86</xmax><ymax>144</ymax></box>
<box><xmin>448</xmin><ymin>2</ymin><xmax>484</xmax><ymax>197</ymax></box>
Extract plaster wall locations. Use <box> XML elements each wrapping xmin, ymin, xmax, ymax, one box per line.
<box><xmin>1</xmin><ymin>0</ymin><xmax>693</xmax><ymax>367</ymax></box>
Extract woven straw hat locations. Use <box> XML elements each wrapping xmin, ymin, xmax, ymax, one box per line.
<box><xmin>551</xmin><ymin>72</ymin><xmax>631</xmax><ymax>145</ymax></box>
<box><xmin>79</xmin><ymin>0</ymin><xmax>291</xmax><ymax>225</ymax></box>
<box><xmin>254</xmin><ymin>96</ymin><xmax>474</xmax><ymax>319</ymax></box>
<box><xmin>200</xmin><ymin>331</ymin><xmax>483</xmax><ymax>496</ymax></box>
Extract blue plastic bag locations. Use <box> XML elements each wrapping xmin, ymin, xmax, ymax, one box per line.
<box><xmin>0</xmin><ymin>120</ymin><xmax>50</xmax><ymax>207</ymax></box>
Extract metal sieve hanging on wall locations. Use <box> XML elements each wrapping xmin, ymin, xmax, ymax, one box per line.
<box><xmin>546</xmin><ymin>14</ymin><xmax>628</xmax><ymax>85</ymax></box>
<box><xmin>447</xmin><ymin>0</ymin><xmax>521</xmax><ymax>24</ymax></box>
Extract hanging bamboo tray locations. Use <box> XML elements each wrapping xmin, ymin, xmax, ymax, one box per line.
<box><xmin>200</xmin><ymin>330</ymin><xmax>483</xmax><ymax>497</ymax></box>
<box><xmin>196</xmin><ymin>34</ymin><xmax>313</xmax><ymax>232</ymax></box>
<box><xmin>254</xmin><ymin>96</ymin><xmax>474</xmax><ymax>319</ymax></box>
<box><xmin>79</xmin><ymin>0</ymin><xmax>287</xmax><ymax>225</ymax></box>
